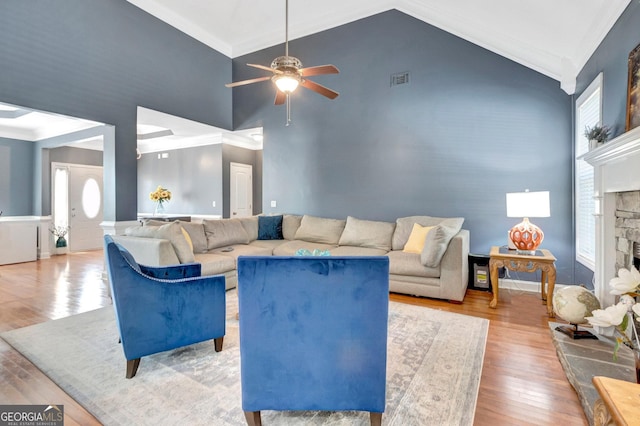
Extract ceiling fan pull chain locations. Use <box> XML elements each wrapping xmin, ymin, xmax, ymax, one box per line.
<box><xmin>286</xmin><ymin>94</ymin><xmax>292</xmax><ymax>126</ymax></box>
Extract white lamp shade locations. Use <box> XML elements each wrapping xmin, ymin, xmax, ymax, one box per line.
<box><xmin>506</xmin><ymin>191</ymin><xmax>550</xmax><ymax>218</ymax></box>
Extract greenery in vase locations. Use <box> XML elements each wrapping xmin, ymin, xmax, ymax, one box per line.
<box><xmin>49</xmin><ymin>224</ymin><xmax>69</xmax><ymax>238</ymax></box>
<box><xmin>583</xmin><ymin>125</ymin><xmax>611</xmax><ymax>143</ymax></box>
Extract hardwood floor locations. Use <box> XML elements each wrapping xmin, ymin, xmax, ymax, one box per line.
<box><xmin>0</xmin><ymin>251</ymin><xmax>588</xmax><ymax>425</ymax></box>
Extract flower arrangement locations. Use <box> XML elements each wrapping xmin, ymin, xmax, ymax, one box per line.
<box><xmin>149</xmin><ymin>185</ymin><xmax>171</xmax><ymax>214</ymax></box>
<box><xmin>584</xmin><ymin>125</ymin><xmax>611</xmax><ymax>143</ymax></box>
<box><xmin>49</xmin><ymin>224</ymin><xmax>70</xmax><ymax>248</ymax></box>
<box><xmin>586</xmin><ymin>266</ymin><xmax>640</xmax><ymax>359</ymax></box>
<box><xmin>49</xmin><ymin>224</ymin><xmax>70</xmax><ymax>239</ymax></box>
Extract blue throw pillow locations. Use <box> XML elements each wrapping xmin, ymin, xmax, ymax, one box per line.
<box><xmin>258</xmin><ymin>215</ymin><xmax>283</xmax><ymax>240</ymax></box>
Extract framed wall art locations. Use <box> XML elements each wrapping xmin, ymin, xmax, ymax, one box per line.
<box><xmin>626</xmin><ymin>42</ymin><xmax>640</xmax><ymax>131</ymax></box>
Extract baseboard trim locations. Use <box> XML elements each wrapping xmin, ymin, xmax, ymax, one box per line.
<box><xmin>499</xmin><ymin>279</ymin><xmax>571</xmax><ymax>293</ymax></box>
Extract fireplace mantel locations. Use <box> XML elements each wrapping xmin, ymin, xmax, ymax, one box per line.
<box><xmin>583</xmin><ymin>125</ymin><xmax>640</xmax><ymax>307</ymax></box>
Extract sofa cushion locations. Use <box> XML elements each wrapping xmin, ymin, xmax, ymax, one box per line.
<box><xmin>211</xmin><ymin>244</ymin><xmax>274</xmax><ymax>262</ymax></box>
<box><xmin>392</xmin><ymin>215</ymin><xmax>460</xmax><ymax>250</ymax></box>
<box><xmin>420</xmin><ymin>218</ymin><xmax>464</xmax><ymax>267</ymax></box>
<box><xmin>338</xmin><ymin>216</ymin><xmax>395</xmax><ymax>251</ymax></box>
<box><xmin>273</xmin><ymin>239</ymin><xmax>337</xmax><ymax>256</ymax></box>
<box><xmin>403</xmin><ymin>223</ymin><xmax>434</xmax><ymax>254</ymax></box>
<box><xmin>203</xmin><ymin>219</ymin><xmax>250</xmax><ymax>250</ymax></box>
<box><xmin>392</xmin><ymin>216</ymin><xmax>447</xmax><ymax>251</ymax></box>
<box><xmin>193</xmin><ymin>252</ymin><xmax>236</xmax><ymax>275</ymax></box>
<box><xmin>387</xmin><ymin>250</ymin><xmax>440</xmax><ymax>278</ymax></box>
<box><xmin>258</xmin><ymin>215</ymin><xmax>283</xmax><ymax>240</ymax></box>
<box><xmin>125</xmin><ymin>222</ymin><xmax>195</xmax><ymax>264</ymax></box>
<box><xmin>177</xmin><ymin>222</ymin><xmax>207</xmax><ymax>253</ymax></box>
<box><xmin>330</xmin><ymin>246</ymin><xmax>388</xmax><ymax>256</ymax></box>
<box><xmin>294</xmin><ymin>215</ymin><xmax>346</xmax><ymax>245</ymax></box>
<box><xmin>238</xmin><ymin>216</ymin><xmax>259</xmax><ymax>241</ymax></box>
<box><xmin>249</xmin><ymin>239</ymin><xmax>287</xmax><ymax>251</ymax></box>
<box><xmin>282</xmin><ymin>214</ymin><xmax>302</xmax><ymax>240</ymax></box>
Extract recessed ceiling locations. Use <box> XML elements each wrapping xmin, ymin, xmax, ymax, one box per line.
<box><xmin>0</xmin><ymin>103</ymin><xmax>103</xmax><ymax>141</ymax></box>
<box><xmin>0</xmin><ymin>102</ymin><xmax>262</xmax><ymax>152</ymax></box>
<box><xmin>126</xmin><ymin>0</ymin><xmax>630</xmax><ymax>94</ymax></box>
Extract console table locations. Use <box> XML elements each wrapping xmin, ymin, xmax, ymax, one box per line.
<box><xmin>489</xmin><ymin>246</ymin><xmax>557</xmax><ymax>317</ymax></box>
<box><xmin>593</xmin><ymin>376</ymin><xmax>640</xmax><ymax>426</ymax></box>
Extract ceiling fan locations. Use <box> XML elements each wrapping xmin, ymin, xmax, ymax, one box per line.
<box><xmin>225</xmin><ymin>0</ymin><xmax>339</xmax><ymax>123</ymax></box>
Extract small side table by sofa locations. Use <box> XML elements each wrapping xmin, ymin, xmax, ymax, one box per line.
<box><xmin>488</xmin><ymin>246</ymin><xmax>557</xmax><ymax>317</ymax></box>
<box><xmin>593</xmin><ymin>376</ymin><xmax>640</xmax><ymax>426</ymax></box>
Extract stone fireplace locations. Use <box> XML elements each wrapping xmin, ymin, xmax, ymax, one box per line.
<box><xmin>614</xmin><ymin>191</ymin><xmax>640</xmax><ymax>272</ymax></box>
<box><xmin>584</xmin><ymin>126</ymin><xmax>640</xmax><ymax>307</ymax></box>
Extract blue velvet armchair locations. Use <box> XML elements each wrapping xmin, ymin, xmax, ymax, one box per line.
<box><xmin>104</xmin><ymin>235</ymin><xmax>226</xmax><ymax>378</ymax></box>
<box><xmin>237</xmin><ymin>256</ymin><xmax>389</xmax><ymax>426</ymax></box>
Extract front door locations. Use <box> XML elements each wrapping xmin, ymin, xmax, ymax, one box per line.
<box><xmin>68</xmin><ymin>165</ymin><xmax>104</xmax><ymax>251</ymax></box>
<box><xmin>230</xmin><ymin>162</ymin><xmax>252</xmax><ymax>218</ymax></box>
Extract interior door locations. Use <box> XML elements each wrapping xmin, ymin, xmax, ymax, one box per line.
<box><xmin>230</xmin><ymin>162</ymin><xmax>252</xmax><ymax>218</ymax></box>
<box><xmin>68</xmin><ymin>165</ymin><xmax>104</xmax><ymax>251</ymax></box>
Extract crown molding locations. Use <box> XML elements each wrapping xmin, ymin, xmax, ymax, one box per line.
<box><xmin>126</xmin><ymin>0</ymin><xmax>233</xmax><ymax>57</ymax></box>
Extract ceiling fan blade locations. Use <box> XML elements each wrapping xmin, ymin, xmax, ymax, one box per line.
<box><xmin>247</xmin><ymin>63</ymin><xmax>281</xmax><ymax>74</ymax></box>
<box><xmin>225</xmin><ymin>76</ymin><xmax>272</xmax><ymax>88</ymax></box>
<box><xmin>274</xmin><ymin>90</ymin><xmax>286</xmax><ymax>105</ymax></box>
<box><xmin>300</xmin><ymin>79</ymin><xmax>339</xmax><ymax>99</ymax></box>
<box><xmin>299</xmin><ymin>64</ymin><xmax>340</xmax><ymax>77</ymax></box>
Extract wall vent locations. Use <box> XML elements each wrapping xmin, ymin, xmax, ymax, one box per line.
<box><xmin>390</xmin><ymin>72</ymin><xmax>410</xmax><ymax>87</ymax></box>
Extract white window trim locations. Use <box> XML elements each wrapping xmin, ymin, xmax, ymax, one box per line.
<box><xmin>574</xmin><ymin>72</ymin><xmax>603</xmax><ymax>271</ymax></box>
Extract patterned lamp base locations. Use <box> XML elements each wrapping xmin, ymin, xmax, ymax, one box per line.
<box><xmin>509</xmin><ymin>217</ymin><xmax>544</xmax><ymax>255</ymax></box>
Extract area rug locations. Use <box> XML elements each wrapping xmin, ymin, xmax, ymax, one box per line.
<box><xmin>1</xmin><ymin>291</ymin><xmax>488</xmax><ymax>425</ymax></box>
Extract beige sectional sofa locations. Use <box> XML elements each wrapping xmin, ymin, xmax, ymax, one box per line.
<box><xmin>111</xmin><ymin>214</ymin><xmax>470</xmax><ymax>302</ymax></box>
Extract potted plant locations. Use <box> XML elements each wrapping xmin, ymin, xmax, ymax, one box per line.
<box><xmin>584</xmin><ymin>125</ymin><xmax>611</xmax><ymax>150</ymax></box>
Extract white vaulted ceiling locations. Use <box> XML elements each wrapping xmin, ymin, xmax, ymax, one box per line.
<box><xmin>126</xmin><ymin>0</ymin><xmax>631</xmax><ymax>94</ymax></box>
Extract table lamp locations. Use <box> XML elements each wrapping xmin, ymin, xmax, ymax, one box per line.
<box><xmin>506</xmin><ymin>190</ymin><xmax>550</xmax><ymax>255</ymax></box>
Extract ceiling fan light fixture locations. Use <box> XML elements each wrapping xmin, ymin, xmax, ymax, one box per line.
<box><xmin>273</xmin><ymin>74</ymin><xmax>300</xmax><ymax>93</ymax></box>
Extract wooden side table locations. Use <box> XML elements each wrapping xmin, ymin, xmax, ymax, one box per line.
<box><xmin>488</xmin><ymin>246</ymin><xmax>557</xmax><ymax>317</ymax></box>
<box><xmin>593</xmin><ymin>376</ymin><xmax>640</xmax><ymax>426</ymax></box>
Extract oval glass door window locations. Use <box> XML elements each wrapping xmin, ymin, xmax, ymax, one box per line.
<box><xmin>82</xmin><ymin>178</ymin><xmax>101</xmax><ymax>219</ymax></box>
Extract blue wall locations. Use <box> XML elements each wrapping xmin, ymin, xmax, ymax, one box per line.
<box><xmin>0</xmin><ymin>138</ymin><xmax>35</xmax><ymax>216</ymax></box>
<box><xmin>233</xmin><ymin>10</ymin><xmax>575</xmax><ymax>283</ymax></box>
<box><xmin>0</xmin><ymin>0</ymin><xmax>232</xmax><ymax>221</ymax></box>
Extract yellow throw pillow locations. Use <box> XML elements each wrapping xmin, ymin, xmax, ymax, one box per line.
<box><xmin>181</xmin><ymin>227</ymin><xmax>194</xmax><ymax>253</ymax></box>
<box><xmin>403</xmin><ymin>223</ymin><xmax>433</xmax><ymax>254</ymax></box>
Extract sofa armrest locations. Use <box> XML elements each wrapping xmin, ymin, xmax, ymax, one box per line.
<box><xmin>438</xmin><ymin>229</ymin><xmax>470</xmax><ymax>302</ymax></box>
<box><xmin>139</xmin><ymin>263</ymin><xmax>202</xmax><ymax>279</ymax></box>
<box><xmin>111</xmin><ymin>235</ymin><xmax>180</xmax><ymax>266</ymax></box>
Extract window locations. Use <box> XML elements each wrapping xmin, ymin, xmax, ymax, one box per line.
<box><xmin>575</xmin><ymin>73</ymin><xmax>602</xmax><ymax>270</ymax></box>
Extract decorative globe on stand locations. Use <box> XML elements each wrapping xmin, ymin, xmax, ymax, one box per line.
<box><xmin>552</xmin><ymin>285</ymin><xmax>601</xmax><ymax>339</ymax></box>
